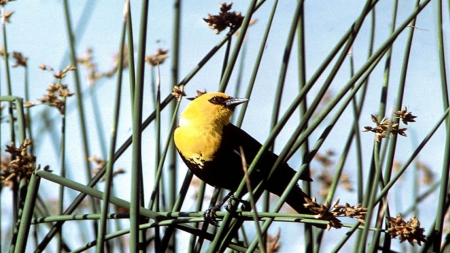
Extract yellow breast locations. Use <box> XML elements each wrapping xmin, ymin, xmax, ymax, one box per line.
<box><xmin>174</xmin><ymin>121</ymin><xmax>223</xmax><ymax>169</ymax></box>
<box><xmin>174</xmin><ymin>92</ymin><xmax>237</xmax><ymax>168</ymax></box>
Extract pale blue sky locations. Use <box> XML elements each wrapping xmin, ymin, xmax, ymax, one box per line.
<box><xmin>1</xmin><ymin>0</ymin><xmax>449</xmax><ymax>252</ymax></box>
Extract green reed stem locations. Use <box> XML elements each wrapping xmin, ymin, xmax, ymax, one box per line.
<box><xmin>153</xmin><ymin>66</ymin><xmax>162</xmax><ymax>250</ymax></box>
<box><xmin>96</xmin><ymin>2</ymin><xmax>128</xmax><ymax>251</ymax></box>
<box><xmin>270</xmin><ymin>0</ymin><xmax>303</xmax><ymax>133</ymax></box>
<box><xmin>57</xmin><ymin>94</ymin><xmax>67</xmax><ymax>253</ymax></box>
<box><xmin>148</xmin><ymin>100</ymin><xmax>181</xmax><ymax>211</ymax></box>
<box><xmin>167</xmin><ymin>2</ymin><xmax>182</xmax><ymax>252</ymax></box>
<box><xmin>157</xmin><ymin>170</ymin><xmax>194</xmax><ymax>253</ymax></box>
<box><xmin>432</xmin><ymin>0</ymin><xmax>450</xmax><ymax>250</ymax></box>
<box><xmin>239</xmin><ymin>146</ymin><xmax>265</xmax><ymax>253</ymax></box>
<box><xmin>36</xmin><ymin>170</ymin><xmax>162</xmax><ymax>220</ymax></box>
<box><xmin>62</xmin><ymin>0</ymin><xmax>97</xmax><ymax>223</ymax></box>
<box><xmin>130</xmin><ymin>0</ymin><xmax>150</xmax><ymax>250</ymax></box>
<box><xmin>188</xmin><ymin>181</ymin><xmax>206</xmax><ymax>253</ymax></box>
<box><xmin>1</xmin><ymin>6</ymin><xmax>15</xmax><ymax>145</ymax></box>
<box><xmin>126</xmin><ymin>5</ymin><xmax>136</xmax><ymax>105</ymax></box>
<box><xmin>295</xmin><ymin>0</ymin><xmax>315</xmax><ymax>251</ymax></box>
<box><xmin>236</xmin><ymin>0</ymin><xmax>278</xmax><ymax>127</ymax></box>
<box><xmin>13</xmin><ymin>173</ymin><xmax>40</xmax><ymax>253</ymax></box>
<box><xmin>217</xmin><ymin>0</ymin><xmax>258</xmax><ymax>93</ymax></box>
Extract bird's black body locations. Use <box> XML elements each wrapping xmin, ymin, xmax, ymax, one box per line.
<box><xmin>177</xmin><ymin>123</ymin><xmax>313</xmax><ymax>214</ymax></box>
<box><xmin>174</xmin><ymin>92</ymin><xmax>319</xmax><ymax>222</ymax></box>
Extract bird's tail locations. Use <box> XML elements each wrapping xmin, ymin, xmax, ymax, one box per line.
<box><xmin>284</xmin><ymin>185</ymin><xmax>313</xmax><ymax>215</ymax></box>
<box><xmin>284</xmin><ymin>186</ymin><xmax>327</xmax><ymax>228</ymax></box>
<box><xmin>266</xmin><ymin>180</ymin><xmax>325</xmax><ymax>228</ymax></box>
<box><xmin>265</xmin><ymin>169</ymin><xmax>313</xmax><ymax>215</ymax></box>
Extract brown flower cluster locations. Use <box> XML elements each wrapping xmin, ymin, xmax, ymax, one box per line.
<box><xmin>415</xmin><ymin>161</ymin><xmax>434</xmax><ymax>185</ymax></box>
<box><xmin>2</xmin><ymin>9</ymin><xmax>13</xmax><ymax>24</ymax></box>
<box><xmin>317</xmin><ymin>171</ymin><xmax>353</xmax><ymax>198</ymax></box>
<box><xmin>25</xmin><ymin>65</ymin><xmax>75</xmax><ymax>114</ymax></box>
<box><xmin>90</xmin><ymin>156</ymin><xmax>125</xmax><ymax>181</ymax></box>
<box><xmin>363</xmin><ymin>113</ymin><xmax>411</xmax><ymax>142</ymax></box>
<box><xmin>1</xmin><ymin>139</ymin><xmax>37</xmax><ymax>188</ymax></box>
<box><xmin>172</xmin><ymin>85</ymin><xmax>186</xmax><ymax>101</ymax></box>
<box><xmin>187</xmin><ymin>89</ymin><xmax>207</xmax><ymax>101</ymax></box>
<box><xmin>37</xmin><ymin>83</ymin><xmax>74</xmax><ymax>115</ymax></box>
<box><xmin>145</xmin><ymin>48</ymin><xmax>169</xmax><ymax>67</ymax></box>
<box><xmin>77</xmin><ymin>47</ymin><xmax>129</xmax><ymax>84</ymax></box>
<box><xmin>38</xmin><ymin>64</ymin><xmax>54</xmax><ymax>71</ymax></box>
<box><xmin>0</xmin><ymin>49</ymin><xmax>28</xmax><ymax>67</ymax></box>
<box><xmin>314</xmin><ymin>150</ymin><xmax>335</xmax><ymax>167</ymax></box>
<box><xmin>53</xmin><ymin>64</ymin><xmax>77</xmax><ymax>80</ymax></box>
<box><xmin>395</xmin><ymin>107</ymin><xmax>417</xmax><ymax>125</ymax></box>
<box><xmin>304</xmin><ymin>198</ymin><xmax>343</xmax><ymax>229</ymax></box>
<box><xmin>105</xmin><ymin>46</ymin><xmax>129</xmax><ymax>78</ymax></box>
<box><xmin>12</xmin><ymin>52</ymin><xmax>27</xmax><ymax>67</ymax></box>
<box><xmin>339</xmin><ymin>174</ymin><xmax>353</xmax><ymax>192</ymax></box>
<box><xmin>387</xmin><ymin>214</ymin><xmax>427</xmax><ymax>246</ymax></box>
<box><xmin>304</xmin><ymin>198</ymin><xmax>367</xmax><ymax>230</ymax></box>
<box><xmin>77</xmin><ymin>48</ymin><xmax>102</xmax><ymax>85</ymax></box>
<box><xmin>266</xmin><ymin>230</ymin><xmax>281</xmax><ymax>253</ymax></box>
<box><xmin>332</xmin><ymin>201</ymin><xmax>367</xmax><ymax>223</ymax></box>
<box><xmin>315</xmin><ymin>150</ymin><xmax>353</xmax><ymax>198</ymax></box>
<box><xmin>204</xmin><ymin>2</ymin><xmax>244</xmax><ymax>34</ymax></box>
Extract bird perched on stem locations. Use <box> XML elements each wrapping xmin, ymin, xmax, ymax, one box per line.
<box><xmin>174</xmin><ymin>92</ymin><xmax>319</xmax><ymax>225</ymax></box>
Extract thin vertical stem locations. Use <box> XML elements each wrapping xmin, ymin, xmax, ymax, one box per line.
<box><xmin>270</xmin><ymin>0</ymin><xmax>303</xmax><ymax>132</ymax></box>
<box><xmin>218</xmin><ymin>0</ymin><xmax>258</xmax><ymax>92</ymax></box>
<box><xmin>89</xmin><ymin>85</ymin><xmax>108</xmax><ymax>158</ymax></box>
<box><xmin>167</xmin><ymin>1</ymin><xmax>182</xmax><ymax>251</ymax></box>
<box><xmin>236</xmin><ymin>0</ymin><xmax>279</xmax><ymax>126</ymax></box>
<box><xmin>1</xmin><ymin>9</ymin><xmax>17</xmax><ymax>242</ymax></box>
<box><xmin>62</xmin><ymin>0</ymin><xmax>97</xmax><ymax>224</ymax></box>
<box><xmin>130</xmin><ymin>0</ymin><xmax>149</xmax><ymax>250</ymax></box>
<box><xmin>153</xmin><ymin>65</ymin><xmax>162</xmax><ymax>251</ymax></box>
<box><xmin>432</xmin><ymin>0</ymin><xmax>450</xmax><ymax>250</ymax></box>
<box><xmin>57</xmin><ymin>94</ymin><xmax>67</xmax><ymax>253</ymax></box>
<box><xmin>295</xmin><ymin>0</ymin><xmax>315</xmax><ymax>251</ymax></box>
<box><xmin>126</xmin><ymin>6</ymin><xmax>136</xmax><ymax>105</ymax></box>
<box><xmin>13</xmin><ymin>173</ymin><xmax>41</xmax><ymax>253</ymax></box>
<box><xmin>23</xmin><ymin>65</ymin><xmax>34</xmax><ymax>155</ymax></box>
<box><xmin>96</xmin><ymin>1</ymin><xmax>128</xmax><ymax>251</ymax></box>
<box><xmin>1</xmin><ymin>7</ymin><xmax>15</xmax><ymax>143</ymax></box>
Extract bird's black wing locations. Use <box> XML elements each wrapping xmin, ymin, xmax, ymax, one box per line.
<box><xmin>222</xmin><ymin>124</ymin><xmax>316</xmax><ymax>216</ymax></box>
<box><xmin>222</xmin><ymin>124</ymin><xmax>312</xmax><ymax>185</ymax></box>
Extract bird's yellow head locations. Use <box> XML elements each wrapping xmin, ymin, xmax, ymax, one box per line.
<box><xmin>178</xmin><ymin>92</ymin><xmax>248</xmax><ymax>127</ymax></box>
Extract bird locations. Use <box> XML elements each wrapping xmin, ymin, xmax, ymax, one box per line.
<box><xmin>174</xmin><ymin>91</ymin><xmax>318</xmax><ymax>225</ymax></box>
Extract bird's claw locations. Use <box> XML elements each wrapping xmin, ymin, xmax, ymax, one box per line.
<box><xmin>203</xmin><ymin>206</ymin><xmax>220</xmax><ymax>226</ymax></box>
<box><xmin>225</xmin><ymin>195</ymin><xmax>250</xmax><ymax>213</ymax></box>
<box><xmin>203</xmin><ymin>194</ymin><xmax>249</xmax><ymax>225</ymax></box>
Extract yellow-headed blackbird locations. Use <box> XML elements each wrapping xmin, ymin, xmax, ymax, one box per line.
<box><xmin>174</xmin><ymin>92</ymin><xmax>315</xmax><ymax>222</ymax></box>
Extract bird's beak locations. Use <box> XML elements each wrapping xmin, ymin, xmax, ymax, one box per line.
<box><xmin>225</xmin><ymin>97</ymin><xmax>249</xmax><ymax>109</ymax></box>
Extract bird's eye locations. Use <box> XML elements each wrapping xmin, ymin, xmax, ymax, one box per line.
<box><xmin>209</xmin><ymin>96</ymin><xmax>226</xmax><ymax>105</ymax></box>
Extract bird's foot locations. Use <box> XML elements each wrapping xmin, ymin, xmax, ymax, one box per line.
<box><xmin>203</xmin><ymin>192</ymin><xmax>250</xmax><ymax>225</ymax></box>
<box><xmin>225</xmin><ymin>195</ymin><xmax>250</xmax><ymax>213</ymax></box>
<box><xmin>203</xmin><ymin>205</ymin><xmax>221</xmax><ymax>226</ymax></box>
<box><xmin>203</xmin><ymin>191</ymin><xmax>235</xmax><ymax>226</ymax></box>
